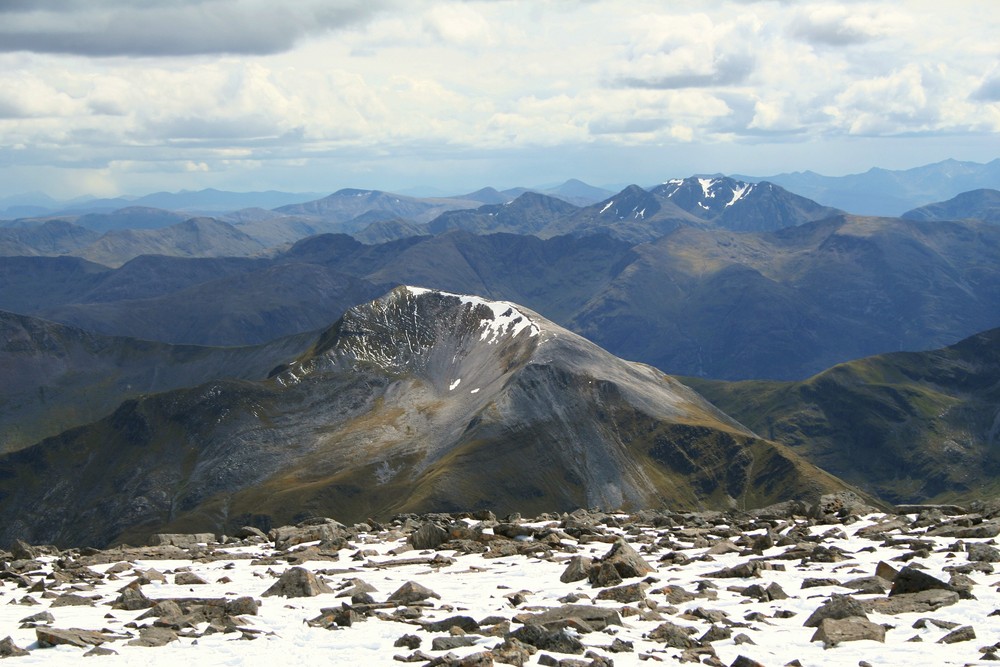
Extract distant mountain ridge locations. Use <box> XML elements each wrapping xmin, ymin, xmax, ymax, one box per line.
<box><xmin>902</xmin><ymin>188</ymin><xmax>1000</xmax><ymax>224</ymax></box>
<box><xmin>738</xmin><ymin>158</ymin><xmax>1000</xmax><ymax>216</ymax></box>
<box><xmin>688</xmin><ymin>327</ymin><xmax>1000</xmax><ymax>504</ymax></box>
<box><xmin>0</xmin><ymin>310</ymin><xmax>315</xmax><ymax>453</ymax></box>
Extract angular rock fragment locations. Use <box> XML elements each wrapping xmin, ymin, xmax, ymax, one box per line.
<box><xmin>890</xmin><ymin>566</ymin><xmax>961</xmax><ymax>597</ymax></box>
<box><xmin>507</xmin><ymin>624</ymin><xmax>583</xmax><ymax>654</ymax></box>
<box><xmin>261</xmin><ymin>566</ymin><xmax>334</xmax><ymax>598</ymax></box>
<box><xmin>0</xmin><ymin>636</ymin><xmax>28</xmax><ymax>657</ymax></box>
<box><xmin>595</xmin><ymin>582</ymin><xmax>647</xmax><ymax>603</ymax></box>
<box><xmin>938</xmin><ymin>625</ymin><xmax>976</xmax><ymax>644</ymax></box>
<box><xmin>810</xmin><ymin>616</ymin><xmax>886</xmax><ymax>646</ymax></box>
<box><xmin>127</xmin><ymin>626</ymin><xmax>178</xmax><ymax>647</ymax></box>
<box><xmin>512</xmin><ymin>605</ymin><xmax>622</xmax><ymax>632</ymax></box>
<box><xmin>803</xmin><ymin>594</ymin><xmax>867</xmax><ymax>628</ymax></box>
<box><xmin>387</xmin><ymin>581</ymin><xmax>441</xmax><ymax>605</ymax></box>
<box><xmin>36</xmin><ymin>628</ymin><xmax>113</xmax><ymax>649</ymax></box>
<box><xmin>559</xmin><ymin>556</ymin><xmax>592</xmax><ymax>584</ymax></box>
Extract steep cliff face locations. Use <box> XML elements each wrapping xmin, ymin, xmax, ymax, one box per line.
<box><xmin>0</xmin><ymin>287</ymin><xmax>847</xmax><ymax>547</ymax></box>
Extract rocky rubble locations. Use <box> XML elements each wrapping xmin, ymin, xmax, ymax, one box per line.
<box><xmin>1</xmin><ymin>496</ymin><xmax>1000</xmax><ymax>665</ymax></box>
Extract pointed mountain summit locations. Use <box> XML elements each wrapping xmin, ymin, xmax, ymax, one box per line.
<box><xmin>653</xmin><ymin>176</ymin><xmax>841</xmax><ymax>232</ymax></box>
<box><xmin>0</xmin><ymin>287</ymin><xmax>845</xmax><ymax>547</ymax></box>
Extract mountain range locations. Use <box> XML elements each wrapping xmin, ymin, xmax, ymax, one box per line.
<box><xmin>0</xmin><ymin>287</ymin><xmax>844</xmax><ymax>547</ymax></box>
<box><xmin>3</xmin><ymin>164</ymin><xmax>1000</xmax><ymax>547</ymax></box>
<box><xmin>4</xmin><ymin>211</ymin><xmax>999</xmax><ymax>380</ymax></box>
<box><xmin>687</xmin><ymin>327</ymin><xmax>1000</xmax><ymax>504</ymax></box>
<box><xmin>739</xmin><ymin>158</ymin><xmax>1000</xmax><ymax>216</ymax></box>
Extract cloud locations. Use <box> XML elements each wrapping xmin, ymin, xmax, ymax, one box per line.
<box><xmin>617</xmin><ymin>53</ymin><xmax>755</xmax><ymax>90</ymax></box>
<box><xmin>972</xmin><ymin>72</ymin><xmax>1000</xmax><ymax>102</ymax></box>
<box><xmin>788</xmin><ymin>5</ymin><xmax>902</xmax><ymax>46</ymax></box>
<box><xmin>612</xmin><ymin>13</ymin><xmax>759</xmax><ymax>89</ymax></box>
<box><xmin>0</xmin><ymin>0</ymin><xmax>394</xmax><ymax>57</ymax></box>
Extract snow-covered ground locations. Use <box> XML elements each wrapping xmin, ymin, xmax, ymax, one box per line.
<box><xmin>2</xmin><ymin>508</ymin><xmax>999</xmax><ymax>666</ymax></box>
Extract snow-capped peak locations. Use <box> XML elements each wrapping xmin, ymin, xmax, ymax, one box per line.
<box><xmin>404</xmin><ymin>286</ymin><xmax>540</xmax><ymax>343</ymax></box>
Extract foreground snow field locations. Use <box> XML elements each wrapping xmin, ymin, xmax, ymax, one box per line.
<box><xmin>2</xmin><ymin>503</ymin><xmax>1000</xmax><ymax>666</ymax></box>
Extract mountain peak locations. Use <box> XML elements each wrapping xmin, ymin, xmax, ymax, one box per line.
<box><xmin>281</xmin><ymin>286</ymin><xmax>541</xmax><ymax>385</ymax></box>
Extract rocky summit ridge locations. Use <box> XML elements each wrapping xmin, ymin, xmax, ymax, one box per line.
<box><xmin>0</xmin><ymin>287</ymin><xmax>847</xmax><ymax>548</ymax></box>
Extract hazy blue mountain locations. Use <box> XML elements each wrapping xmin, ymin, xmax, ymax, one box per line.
<box><xmin>0</xmin><ymin>310</ymin><xmax>314</xmax><ymax>453</ymax></box>
<box><xmin>427</xmin><ymin>192</ymin><xmax>579</xmax><ymax>235</ymax></box>
<box><xmin>901</xmin><ymin>188</ymin><xmax>1000</xmax><ymax>224</ymax></box>
<box><xmin>738</xmin><ymin>158</ymin><xmax>1000</xmax><ymax>216</ymax></box>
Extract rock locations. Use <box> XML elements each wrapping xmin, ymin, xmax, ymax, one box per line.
<box><xmin>148</xmin><ymin>533</ymin><xmax>215</xmax><ymax>547</ymax></box>
<box><xmin>803</xmin><ymin>594</ymin><xmax>868</xmax><ymax>627</ymax></box>
<box><xmin>395</xmin><ymin>634</ymin><xmax>422</xmax><ymax>649</ymax></box>
<box><xmin>0</xmin><ymin>636</ymin><xmax>28</xmax><ymax>657</ymax></box>
<box><xmin>559</xmin><ymin>556</ymin><xmax>592</xmax><ymax>584</ymax></box>
<box><xmin>810</xmin><ymin>616</ymin><xmax>886</xmax><ymax>646</ymax></box>
<box><xmin>226</xmin><ymin>596</ymin><xmax>260</xmax><ymax>616</ymax></box>
<box><xmin>111</xmin><ymin>585</ymin><xmax>153</xmax><ymax>610</ymax></box>
<box><xmin>597</xmin><ymin>540</ymin><xmax>654</xmax><ymax>579</ymax></box>
<box><xmin>50</xmin><ymin>593</ymin><xmax>95</xmax><ymax>607</ymax></box>
<box><xmin>261</xmin><ymin>566</ymin><xmax>334</xmax><ymax>598</ymax></box>
<box><xmin>18</xmin><ymin>611</ymin><xmax>54</xmax><ymax>625</ymax></box>
<box><xmin>127</xmin><ymin>626</ymin><xmax>178</xmax><ymax>647</ymax></box>
<box><xmin>35</xmin><ymin>628</ymin><xmax>112</xmax><ymax>648</ymax></box>
<box><xmin>410</xmin><ymin>523</ymin><xmax>449</xmax><ymax>550</ymax></box>
<box><xmin>387</xmin><ymin>581</ymin><xmax>441</xmax><ymax>605</ymax></box>
<box><xmin>507</xmin><ymin>624</ymin><xmax>583</xmax><ymax>654</ymax></box>
<box><xmin>875</xmin><ymin>561</ymin><xmax>899</xmax><ymax>581</ymax></box>
<box><xmin>432</xmin><ymin>636</ymin><xmax>481</xmax><ymax>651</ymax></box>
<box><xmin>646</xmin><ymin>621</ymin><xmax>698</xmax><ymax>649</ymax></box>
<box><xmin>927</xmin><ymin>521</ymin><xmax>1000</xmax><ymax>539</ymax></box>
<box><xmin>233</xmin><ymin>526</ymin><xmax>268</xmax><ymax>540</ymax></box>
<box><xmin>811</xmin><ymin>491</ymin><xmax>877</xmax><ymax>519</ymax></box>
<box><xmin>588</xmin><ymin>562</ymin><xmax>623</xmax><ymax>588</ymax></box>
<box><xmin>968</xmin><ymin>543</ymin><xmax>1000</xmax><ymax>563</ymax></box>
<box><xmin>699</xmin><ymin>625</ymin><xmax>732</xmax><ymax>643</ymax></box>
<box><xmin>83</xmin><ymin>646</ymin><xmax>118</xmax><ymax>657</ymax></box>
<box><xmin>863</xmin><ymin>589</ymin><xmax>960</xmax><ymax>614</ymax></box>
<box><xmin>512</xmin><ymin>605</ymin><xmax>622</xmax><ymax>632</ymax></box>
<box><xmin>489</xmin><ymin>637</ymin><xmax>535</xmax><ymax>666</ymax></box>
<box><xmin>730</xmin><ymin>656</ymin><xmax>767</xmax><ymax>667</ymax></box>
<box><xmin>271</xmin><ymin>520</ymin><xmax>349</xmax><ymax>550</ymax></box>
<box><xmin>801</xmin><ymin>578</ymin><xmax>841</xmax><ymax>589</ymax></box>
<box><xmin>10</xmin><ymin>540</ymin><xmax>38</xmax><ymax>561</ymax></box>
<box><xmin>842</xmin><ymin>576</ymin><xmax>890</xmax><ymax>595</ymax></box>
<box><xmin>938</xmin><ymin>625</ymin><xmax>976</xmax><ymax>644</ymax></box>
<box><xmin>595</xmin><ymin>582</ymin><xmax>647</xmax><ymax>603</ymax></box>
<box><xmin>889</xmin><ymin>566</ymin><xmax>959</xmax><ymax>597</ymax></box>
<box><xmin>423</xmin><ymin>616</ymin><xmax>481</xmax><ymax>633</ymax></box>
<box><xmin>174</xmin><ymin>571</ymin><xmax>209</xmax><ymax>585</ymax></box>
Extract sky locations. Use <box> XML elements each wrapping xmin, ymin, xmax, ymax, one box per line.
<box><xmin>0</xmin><ymin>0</ymin><xmax>998</xmax><ymax>199</ymax></box>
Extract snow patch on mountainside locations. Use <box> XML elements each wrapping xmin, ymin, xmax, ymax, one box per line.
<box><xmin>405</xmin><ymin>286</ymin><xmax>540</xmax><ymax>343</ymax></box>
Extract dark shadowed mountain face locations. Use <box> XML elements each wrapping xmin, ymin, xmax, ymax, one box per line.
<box><xmin>0</xmin><ymin>219</ymin><xmax>100</xmax><ymax>256</ymax></box>
<box><xmin>427</xmin><ymin>192</ymin><xmax>579</xmax><ymax>235</ymax></box>
<box><xmin>687</xmin><ymin>328</ymin><xmax>1000</xmax><ymax>505</ymax></box>
<box><xmin>4</xmin><ymin>215</ymin><xmax>1000</xmax><ymax>381</ymax></box>
<box><xmin>565</xmin><ymin>215</ymin><xmax>1000</xmax><ymax>380</ymax></box>
<box><xmin>902</xmin><ymin>188</ymin><xmax>1000</xmax><ymax>224</ymax></box>
<box><xmin>0</xmin><ymin>310</ymin><xmax>315</xmax><ymax>454</ymax></box>
<box><xmin>0</xmin><ymin>287</ymin><xmax>846</xmax><ymax>547</ymax></box>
